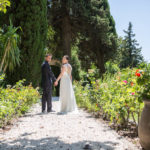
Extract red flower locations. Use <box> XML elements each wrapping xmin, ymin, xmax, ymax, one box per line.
<box><xmin>131</xmin><ymin>92</ymin><xmax>135</xmax><ymax>95</ymax></box>
<box><xmin>135</xmin><ymin>73</ymin><xmax>141</xmax><ymax>77</ymax></box>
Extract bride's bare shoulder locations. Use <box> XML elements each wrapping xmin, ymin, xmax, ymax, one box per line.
<box><xmin>68</xmin><ymin>63</ymin><xmax>72</xmax><ymax>69</ymax></box>
<box><xmin>67</xmin><ymin>63</ymin><xmax>72</xmax><ymax>67</ymax></box>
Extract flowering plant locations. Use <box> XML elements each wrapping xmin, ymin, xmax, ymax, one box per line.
<box><xmin>74</xmin><ymin>68</ymin><xmax>144</xmax><ymax>128</ymax></box>
<box><xmin>136</xmin><ymin>65</ymin><xmax>150</xmax><ymax>100</ymax></box>
<box><xmin>135</xmin><ymin>69</ymin><xmax>142</xmax><ymax>77</ymax></box>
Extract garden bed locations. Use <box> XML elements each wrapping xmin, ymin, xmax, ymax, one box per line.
<box><xmin>74</xmin><ymin>68</ymin><xmax>144</xmax><ymax>137</ymax></box>
<box><xmin>0</xmin><ymin>79</ymin><xmax>40</xmax><ymax>128</ymax></box>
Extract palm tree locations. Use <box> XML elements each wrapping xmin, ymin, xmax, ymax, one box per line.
<box><xmin>0</xmin><ymin>20</ymin><xmax>21</xmax><ymax>73</ymax></box>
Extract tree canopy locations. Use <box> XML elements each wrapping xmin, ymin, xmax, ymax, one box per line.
<box><xmin>1</xmin><ymin>0</ymin><xmax>144</xmax><ymax>85</ymax></box>
<box><xmin>49</xmin><ymin>0</ymin><xmax>118</xmax><ymax>74</ymax></box>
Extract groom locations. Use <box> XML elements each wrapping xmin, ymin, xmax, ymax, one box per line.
<box><xmin>41</xmin><ymin>54</ymin><xmax>57</xmax><ymax>113</ymax></box>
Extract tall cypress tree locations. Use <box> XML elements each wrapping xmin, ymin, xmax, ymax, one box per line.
<box><xmin>2</xmin><ymin>0</ymin><xmax>48</xmax><ymax>86</ymax></box>
<box><xmin>79</xmin><ymin>0</ymin><xmax>117</xmax><ymax>74</ymax></box>
<box><xmin>120</xmin><ymin>22</ymin><xmax>143</xmax><ymax>68</ymax></box>
<box><xmin>48</xmin><ymin>0</ymin><xmax>90</xmax><ymax>57</ymax></box>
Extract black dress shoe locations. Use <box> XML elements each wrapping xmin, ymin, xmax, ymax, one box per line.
<box><xmin>42</xmin><ymin>110</ymin><xmax>46</xmax><ymax>113</ymax></box>
<box><xmin>83</xmin><ymin>143</ymin><xmax>92</xmax><ymax>150</ymax></box>
<box><xmin>47</xmin><ymin>109</ymin><xmax>55</xmax><ymax>113</ymax></box>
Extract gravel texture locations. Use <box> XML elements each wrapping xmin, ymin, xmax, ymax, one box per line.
<box><xmin>0</xmin><ymin>97</ymin><xmax>139</xmax><ymax>150</ymax></box>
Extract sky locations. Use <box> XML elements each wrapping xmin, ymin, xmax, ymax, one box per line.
<box><xmin>108</xmin><ymin>0</ymin><xmax>150</xmax><ymax>62</ymax></box>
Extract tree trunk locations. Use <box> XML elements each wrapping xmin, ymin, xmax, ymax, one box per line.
<box><xmin>0</xmin><ymin>40</ymin><xmax>10</xmax><ymax>72</ymax></box>
<box><xmin>62</xmin><ymin>16</ymin><xmax>71</xmax><ymax>58</ymax></box>
<box><xmin>96</xmin><ymin>49</ymin><xmax>105</xmax><ymax>75</ymax></box>
<box><xmin>3</xmin><ymin>63</ymin><xmax>8</xmax><ymax>73</ymax></box>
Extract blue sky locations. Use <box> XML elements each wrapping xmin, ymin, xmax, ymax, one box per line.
<box><xmin>108</xmin><ymin>0</ymin><xmax>150</xmax><ymax>62</ymax></box>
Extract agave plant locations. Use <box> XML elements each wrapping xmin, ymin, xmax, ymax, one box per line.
<box><xmin>0</xmin><ymin>20</ymin><xmax>21</xmax><ymax>73</ymax></box>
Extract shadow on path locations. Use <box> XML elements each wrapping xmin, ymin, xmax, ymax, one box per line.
<box><xmin>0</xmin><ymin>134</ymin><xmax>118</xmax><ymax>150</ymax></box>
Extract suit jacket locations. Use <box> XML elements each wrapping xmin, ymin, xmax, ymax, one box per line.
<box><xmin>41</xmin><ymin>61</ymin><xmax>56</xmax><ymax>90</ymax></box>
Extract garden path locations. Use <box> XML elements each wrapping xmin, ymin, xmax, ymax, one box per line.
<box><xmin>0</xmin><ymin>97</ymin><xmax>139</xmax><ymax>150</ymax></box>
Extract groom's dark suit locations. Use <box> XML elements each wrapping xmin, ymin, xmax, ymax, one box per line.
<box><xmin>41</xmin><ymin>61</ymin><xmax>56</xmax><ymax>112</ymax></box>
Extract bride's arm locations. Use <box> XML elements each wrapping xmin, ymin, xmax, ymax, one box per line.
<box><xmin>55</xmin><ymin>66</ymin><xmax>65</xmax><ymax>83</ymax></box>
<box><xmin>70</xmin><ymin>75</ymin><xmax>72</xmax><ymax>81</ymax></box>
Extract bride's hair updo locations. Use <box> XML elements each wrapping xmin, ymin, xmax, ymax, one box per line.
<box><xmin>64</xmin><ymin>55</ymin><xmax>69</xmax><ymax>61</ymax></box>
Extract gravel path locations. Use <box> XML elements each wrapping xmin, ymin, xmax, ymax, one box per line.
<box><xmin>0</xmin><ymin>98</ymin><xmax>139</xmax><ymax>150</ymax></box>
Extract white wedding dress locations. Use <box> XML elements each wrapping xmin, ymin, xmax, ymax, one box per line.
<box><xmin>59</xmin><ymin>64</ymin><xmax>78</xmax><ymax>113</ymax></box>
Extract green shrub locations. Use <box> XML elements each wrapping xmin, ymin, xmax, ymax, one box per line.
<box><xmin>105</xmin><ymin>61</ymin><xmax>120</xmax><ymax>74</ymax></box>
<box><xmin>0</xmin><ymin>79</ymin><xmax>40</xmax><ymax>128</ymax></box>
<box><xmin>71</xmin><ymin>44</ymin><xmax>82</xmax><ymax>81</ymax></box>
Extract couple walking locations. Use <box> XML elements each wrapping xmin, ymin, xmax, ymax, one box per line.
<box><xmin>41</xmin><ymin>54</ymin><xmax>78</xmax><ymax>113</ymax></box>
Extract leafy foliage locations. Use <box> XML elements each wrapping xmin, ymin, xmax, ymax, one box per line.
<box><xmin>105</xmin><ymin>61</ymin><xmax>120</xmax><ymax>74</ymax></box>
<box><xmin>0</xmin><ymin>0</ymin><xmax>10</xmax><ymax>13</ymax></box>
<box><xmin>0</xmin><ymin>77</ymin><xmax>40</xmax><ymax>128</ymax></box>
<box><xmin>46</xmin><ymin>26</ymin><xmax>57</xmax><ymax>55</ymax></box>
<box><xmin>71</xmin><ymin>43</ymin><xmax>82</xmax><ymax>80</ymax></box>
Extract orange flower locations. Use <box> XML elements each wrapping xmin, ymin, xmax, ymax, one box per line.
<box><xmin>96</xmin><ymin>104</ymin><xmax>98</xmax><ymax>107</ymax></box>
<box><xmin>130</xmin><ymin>82</ymin><xmax>134</xmax><ymax>86</ymax></box>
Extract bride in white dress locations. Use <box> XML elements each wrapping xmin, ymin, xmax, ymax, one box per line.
<box><xmin>55</xmin><ymin>55</ymin><xmax>78</xmax><ymax>113</ymax></box>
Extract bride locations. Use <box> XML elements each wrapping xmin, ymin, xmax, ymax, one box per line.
<box><xmin>54</xmin><ymin>55</ymin><xmax>78</xmax><ymax>113</ymax></box>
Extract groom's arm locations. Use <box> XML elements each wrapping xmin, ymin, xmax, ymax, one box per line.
<box><xmin>41</xmin><ymin>64</ymin><xmax>49</xmax><ymax>88</ymax></box>
<box><xmin>47</xmin><ymin>64</ymin><xmax>56</xmax><ymax>82</ymax></box>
